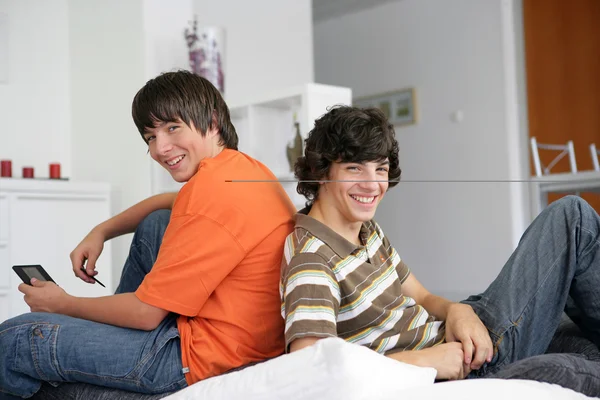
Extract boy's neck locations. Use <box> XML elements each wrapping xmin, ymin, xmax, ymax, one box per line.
<box><xmin>308</xmin><ymin>201</ymin><xmax>363</xmax><ymax>246</ymax></box>
<box><xmin>206</xmin><ymin>139</ymin><xmax>225</xmax><ymax>159</ymax></box>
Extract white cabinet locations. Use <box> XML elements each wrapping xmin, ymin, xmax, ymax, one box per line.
<box><xmin>0</xmin><ymin>178</ymin><xmax>113</xmax><ymax>322</ymax></box>
<box><xmin>150</xmin><ymin>83</ymin><xmax>352</xmax><ymax>209</ymax></box>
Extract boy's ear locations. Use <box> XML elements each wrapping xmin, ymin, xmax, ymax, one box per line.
<box><xmin>207</xmin><ymin>111</ymin><xmax>219</xmax><ymax>137</ymax></box>
<box><xmin>311</xmin><ymin>168</ymin><xmax>326</xmax><ymax>185</ymax></box>
<box><xmin>212</xmin><ymin>110</ymin><xmax>220</xmax><ymax>129</ymax></box>
<box><xmin>318</xmin><ymin>173</ymin><xmax>329</xmax><ymax>185</ymax></box>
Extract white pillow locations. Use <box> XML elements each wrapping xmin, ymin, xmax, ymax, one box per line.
<box><xmin>398</xmin><ymin>379</ymin><xmax>593</xmax><ymax>400</ymax></box>
<box><xmin>164</xmin><ymin>337</ymin><xmax>436</xmax><ymax>400</ymax></box>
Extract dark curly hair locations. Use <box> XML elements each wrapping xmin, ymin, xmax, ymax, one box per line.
<box><xmin>295</xmin><ymin>105</ymin><xmax>401</xmax><ymax>204</ymax></box>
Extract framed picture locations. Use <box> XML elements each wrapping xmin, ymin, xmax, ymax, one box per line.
<box><xmin>353</xmin><ymin>88</ymin><xmax>417</xmax><ymax>126</ymax></box>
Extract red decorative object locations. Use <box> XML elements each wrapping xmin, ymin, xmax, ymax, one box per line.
<box><xmin>22</xmin><ymin>167</ymin><xmax>34</xmax><ymax>179</ymax></box>
<box><xmin>49</xmin><ymin>163</ymin><xmax>61</xmax><ymax>179</ymax></box>
<box><xmin>1</xmin><ymin>160</ymin><xmax>12</xmax><ymax>177</ymax></box>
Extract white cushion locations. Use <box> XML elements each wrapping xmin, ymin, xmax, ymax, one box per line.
<box><xmin>164</xmin><ymin>337</ymin><xmax>436</xmax><ymax>400</ymax></box>
<box><xmin>399</xmin><ymin>379</ymin><xmax>593</xmax><ymax>400</ymax></box>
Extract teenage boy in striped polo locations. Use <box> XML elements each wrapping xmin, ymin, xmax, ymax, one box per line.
<box><xmin>280</xmin><ymin>105</ymin><xmax>600</xmax><ymax>394</ymax></box>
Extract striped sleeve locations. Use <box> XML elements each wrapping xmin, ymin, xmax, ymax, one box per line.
<box><xmin>281</xmin><ymin>252</ymin><xmax>340</xmax><ymax>352</ymax></box>
<box><xmin>374</xmin><ymin>221</ymin><xmax>410</xmax><ymax>283</ymax></box>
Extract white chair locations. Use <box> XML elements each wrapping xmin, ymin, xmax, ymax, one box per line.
<box><xmin>590</xmin><ymin>143</ymin><xmax>599</xmax><ymax>171</ymax></box>
<box><xmin>530</xmin><ymin>137</ymin><xmax>578</xmax><ymax>177</ymax></box>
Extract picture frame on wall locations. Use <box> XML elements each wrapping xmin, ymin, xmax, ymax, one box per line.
<box><xmin>353</xmin><ymin>88</ymin><xmax>417</xmax><ymax>126</ymax></box>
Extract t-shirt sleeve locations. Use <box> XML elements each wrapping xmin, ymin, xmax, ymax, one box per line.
<box><xmin>375</xmin><ymin>221</ymin><xmax>410</xmax><ymax>283</ymax></box>
<box><xmin>281</xmin><ymin>252</ymin><xmax>340</xmax><ymax>352</ymax></box>
<box><xmin>136</xmin><ymin>213</ymin><xmax>245</xmax><ymax>316</ymax></box>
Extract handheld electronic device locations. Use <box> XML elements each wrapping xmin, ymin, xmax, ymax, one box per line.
<box><xmin>12</xmin><ymin>264</ymin><xmax>56</xmax><ymax>285</ymax></box>
<box><xmin>13</xmin><ymin>264</ymin><xmax>106</xmax><ymax>288</ymax></box>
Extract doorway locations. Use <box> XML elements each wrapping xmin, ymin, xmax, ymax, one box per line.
<box><xmin>523</xmin><ymin>0</ymin><xmax>600</xmax><ymax>211</ymax></box>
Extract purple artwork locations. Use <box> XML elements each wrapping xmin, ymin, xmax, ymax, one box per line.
<box><xmin>185</xmin><ymin>17</ymin><xmax>225</xmax><ymax>94</ymax></box>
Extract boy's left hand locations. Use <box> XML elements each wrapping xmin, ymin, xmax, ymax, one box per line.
<box><xmin>445</xmin><ymin>303</ymin><xmax>493</xmax><ymax>371</ymax></box>
<box><xmin>18</xmin><ymin>278</ymin><xmax>70</xmax><ymax>313</ymax></box>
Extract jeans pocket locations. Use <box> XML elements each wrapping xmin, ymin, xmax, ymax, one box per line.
<box><xmin>13</xmin><ymin>322</ymin><xmax>62</xmax><ymax>382</ymax></box>
<box><xmin>135</xmin><ymin>326</ymin><xmax>187</xmax><ymax>393</ymax></box>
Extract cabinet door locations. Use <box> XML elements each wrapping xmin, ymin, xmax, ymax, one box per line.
<box><xmin>9</xmin><ymin>194</ymin><xmax>112</xmax><ymax>317</ymax></box>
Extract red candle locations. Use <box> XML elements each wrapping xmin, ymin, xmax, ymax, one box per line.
<box><xmin>49</xmin><ymin>163</ymin><xmax>61</xmax><ymax>179</ymax></box>
<box><xmin>1</xmin><ymin>160</ymin><xmax>12</xmax><ymax>178</ymax></box>
<box><xmin>22</xmin><ymin>167</ymin><xmax>34</xmax><ymax>178</ymax></box>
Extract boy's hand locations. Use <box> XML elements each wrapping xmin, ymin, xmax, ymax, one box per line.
<box><xmin>393</xmin><ymin>342</ymin><xmax>470</xmax><ymax>380</ymax></box>
<box><xmin>70</xmin><ymin>228</ymin><xmax>105</xmax><ymax>283</ymax></box>
<box><xmin>445</xmin><ymin>303</ymin><xmax>493</xmax><ymax>370</ymax></box>
<box><xmin>19</xmin><ymin>278</ymin><xmax>70</xmax><ymax>313</ymax></box>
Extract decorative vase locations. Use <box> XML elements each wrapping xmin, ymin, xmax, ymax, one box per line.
<box><xmin>185</xmin><ymin>18</ymin><xmax>225</xmax><ymax>95</ymax></box>
<box><xmin>286</xmin><ymin>114</ymin><xmax>303</xmax><ymax>172</ymax></box>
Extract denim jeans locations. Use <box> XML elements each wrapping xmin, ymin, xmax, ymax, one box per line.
<box><xmin>0</xmin><ymin>210</ymin><xmax>186</xmax><ymax>399</ymax></box>
<box><xmin>462</xmin><ymin>196</ymin><xmax>600</xmax><ymax>395</ymax></box>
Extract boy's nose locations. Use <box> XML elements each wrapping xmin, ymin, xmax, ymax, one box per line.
<box><xmin>358</xmin><ymin>180</ymin><xmax>379</xmax><ymax>191</ymax></box>
<box><xmin>358</xmin><ymin>171</ymin><xmax>379</xmax><ymax>191</ymax></box>
<box><xmin>156</xmin><ymin>136</ymin><xmax>173</xmax><ymax>155</ymax></box>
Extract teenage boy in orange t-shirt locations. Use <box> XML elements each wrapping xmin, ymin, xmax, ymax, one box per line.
<box><xmin>0</xmin><ymin>71</ymin><xmax>296</xmax><ymax>398</ymax></box>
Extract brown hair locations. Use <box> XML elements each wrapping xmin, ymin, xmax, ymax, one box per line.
<box><xmin>132</xmin><ymin>70</ymin><xmax>238</xmax><ymax>149</ymax></box>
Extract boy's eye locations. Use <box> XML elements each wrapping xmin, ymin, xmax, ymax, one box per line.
<box><xmin>377</xmin><ymin>167</ymin><xmax>389</xmax><ymax>173</ymax></box>
<box><xmin>168</xmin><ymin>125</ymin><xmax>179</xmax><ymax>132</ymax></box>
<box><xmin>145</xmin><ymin>135</ymin><xmax>156</xmax><ymax>143</ymax></box>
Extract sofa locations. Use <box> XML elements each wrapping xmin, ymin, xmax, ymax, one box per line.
<box><xmin>30</xmin><ymin>314</ymin><xmax>600</xmax><ymax>400</ymax></box>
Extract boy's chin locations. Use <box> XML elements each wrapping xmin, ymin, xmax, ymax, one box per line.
<box><xmin>168</xmin><ymin>170</ymin><xmax>193</xmax><ymax>183</ymax></box>
<box><xmin>349</xmin><ymin>212</ymin><xmax>375</xmax><ymax>223</ymax></box>
<box><xmin>355</xmin><ymin>210</ymin><xmax>378</xmax><ymax>221</ymax></box>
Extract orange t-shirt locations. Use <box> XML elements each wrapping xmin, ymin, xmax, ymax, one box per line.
<box><xmin>136</xmin><ymin>149</ymin><xmax>296</xmax><ymax>385</ymax></box>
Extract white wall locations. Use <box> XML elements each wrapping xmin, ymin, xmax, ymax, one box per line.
<box><xmin>68</xmin><ymin>0</ymin><xmax>149</xmax><ymax>288</ymax></box>
<box><xmin>193</xmin><ymin>0</ymin><xmax>314</xmax><ymax>105</ymax></box>
<box><xmin>0</xmin><ymin>0</ymin><xmax>71</xmax><ymax>178</ymax></box>
<box><xmin>143</xmin><ymin>0</ymin><xmax>192</xmax><ymax>80</ymax></box>
<box><xmin>314</xmin><ymin>0</ymin><xmax>529</xmax><ymax>300</ymax></box>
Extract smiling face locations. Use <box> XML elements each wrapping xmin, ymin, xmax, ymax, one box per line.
<box><xmin>313</xmin><ymin>159</ymin><xmax>390</xmax><ymax>235</ymax></box>
<box><xmin>143</xmin><ymin>119</ymin><xmax>220</xmax><ymax>182</ymax></box>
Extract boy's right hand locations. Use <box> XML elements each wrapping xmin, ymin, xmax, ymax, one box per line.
<box><xmin>391</xmin><ymin>342</ymin><xmax>470</xmax><ymax>381</ymax></box>
<box><xmin>70</xmin><ymin>228</ymin><xmax>105</xmax><ymax>284</ymax></box>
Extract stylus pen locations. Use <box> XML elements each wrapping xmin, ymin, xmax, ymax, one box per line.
<box><xmin>80</xmin><ymin>267</ymin><xmax>106</xmax><ymax>288</ymax></box>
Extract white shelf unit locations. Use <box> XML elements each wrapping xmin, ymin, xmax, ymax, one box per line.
<box><xmin>150</xmin><ymin>83</ymin><xmax>352</xmax><ymax>210</ymax></box>
<box><xmin>0</xmin><ymin>178</ymin><xmax>113</xmax><ymax>322</ymax></box>
<box><xmin>229</xmin><ymin>83</ymin><xmax>352</xmax><ymax>209</ymax></box>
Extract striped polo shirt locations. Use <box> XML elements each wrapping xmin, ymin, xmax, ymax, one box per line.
<box><xmin>280</xmin><ymin>210</ymin><xmax>446</xmax><ymax>355</ymax></box>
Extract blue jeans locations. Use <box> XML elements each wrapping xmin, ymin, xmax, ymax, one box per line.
<box><xmin>0</xmin><ymin>210</ymin><xmax>186</xmax><ymax>399</ymax></box>
<box><xmin>462</xmin><ymin>196</ymin><xmax>600</xmax><ymax>385</ymax></box>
